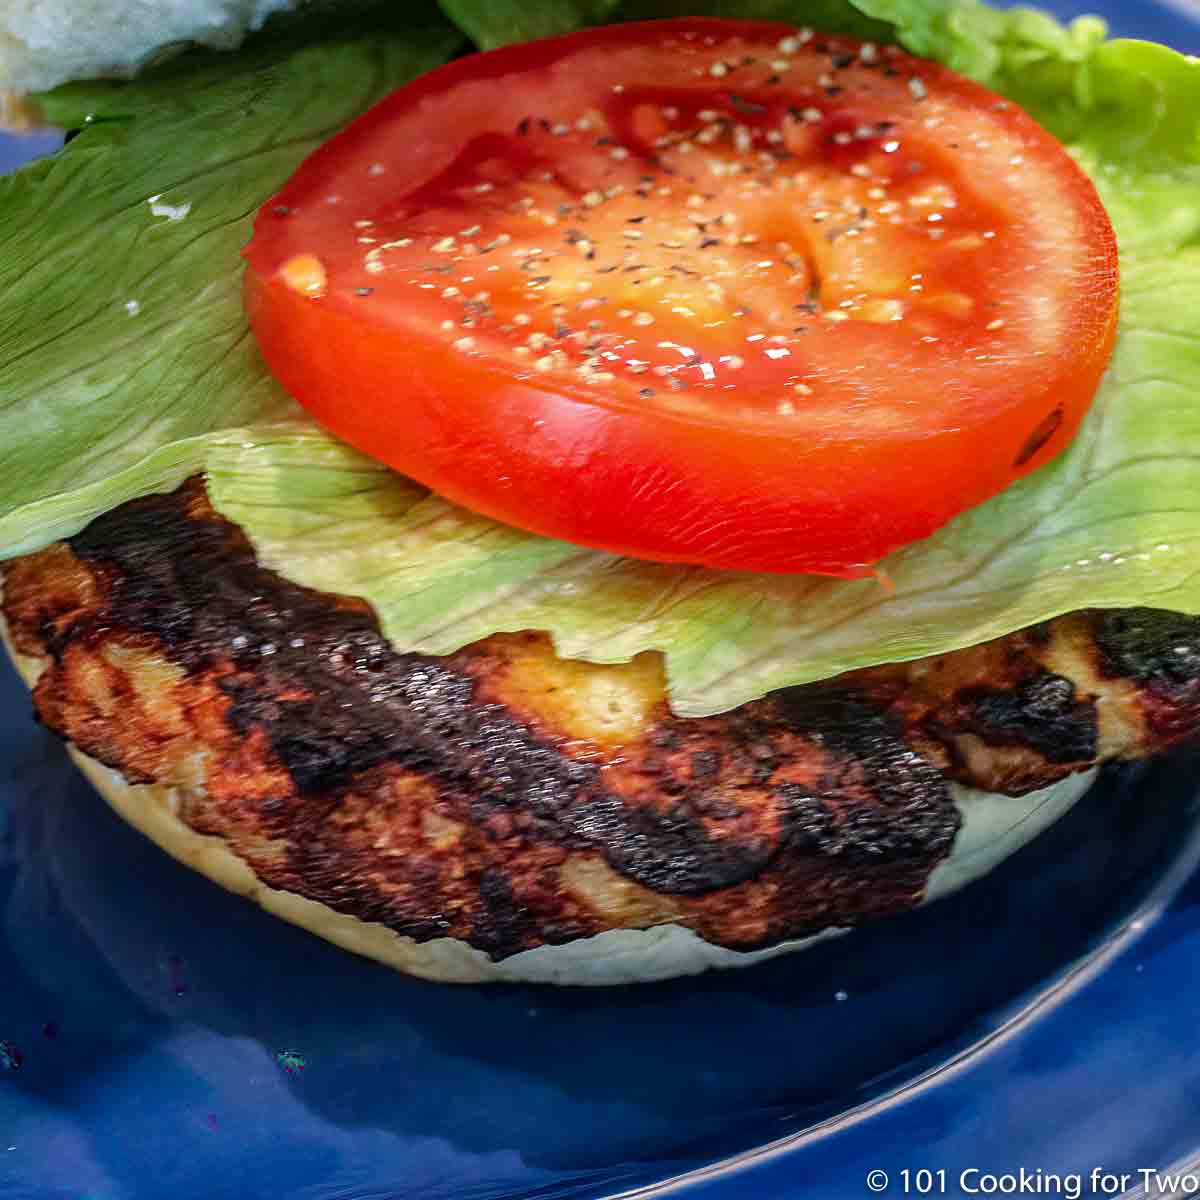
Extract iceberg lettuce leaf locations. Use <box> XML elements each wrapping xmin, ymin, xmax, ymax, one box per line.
<box><xmin>438</xmin><ymin>0</ymin><xmax>621</xmax><ymax>49</ymax></box>
<box><xmin>0</xmin><ymin>14</ymin><xmax>458</xmax><ymax>555</ymax></box>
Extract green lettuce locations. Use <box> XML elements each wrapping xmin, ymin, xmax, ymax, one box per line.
<box><xmin>2</xmin><ymin>0</ymin><xmax>1199</xmax><ymax>716</ymax></box>
<box><xmin>438</xmin><ymin>0</ymin><xmax>622</xmax><ymax>49</ymax></box>
<box><xmin>0</xmin><ymin>6</ymin><xmax>460</xmax><ymax>556</ymax></box>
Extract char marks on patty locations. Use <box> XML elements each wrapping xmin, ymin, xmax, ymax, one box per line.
<box><xmin>4</xmin><ymin>480</ymin><xmax>1200</xmax><ymax>958</ymax></box>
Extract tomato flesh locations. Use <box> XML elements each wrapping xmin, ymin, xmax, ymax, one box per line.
<box><xmin>243</xmin><ymin>19</ymin><xmax>1119</xmax><ymax>575</ymax></box>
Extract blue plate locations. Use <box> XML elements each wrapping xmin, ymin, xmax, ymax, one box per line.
<box><xmin>2</xmin><ymin>5</ymin><xmax>1199</xmax><ymax>1197</ymax></box>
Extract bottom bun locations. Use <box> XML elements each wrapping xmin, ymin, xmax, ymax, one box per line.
<box><xmin>2</xmin><ymin>616</ymin><xmax>1095</xmax><ymax>985</ymax></box>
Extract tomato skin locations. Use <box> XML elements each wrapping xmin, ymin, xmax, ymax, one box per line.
<box><xmin>246</xmin><ymin>268</ymin><xmax>1116</xmax><ymax>574</ymax></box>
<box><xmin>243</xmin><ymin>18</ymin><xmax>1120</xmax><ymax>575</ymax></box>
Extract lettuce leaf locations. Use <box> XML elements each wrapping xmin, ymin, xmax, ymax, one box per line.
<box><xmin>438</xmin><ymin>0</ymin><xmax>621</xmax><ymax>49</ymax></box>
<box><xmin>623</xmin><ymin>0</ymin><xmax>895</xmax><ymax>40</ymax></box>
<box><xmin>0</xmin><ymin>8</ymin><xmax>459</xmax><ymax>556</ymax></box>
<box><xmin>2</xmin><ymin>0</ymin><xmax>1200</xmax><ymax>717</ymax></box>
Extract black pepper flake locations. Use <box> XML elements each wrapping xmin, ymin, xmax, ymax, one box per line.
<box><xmin>729</xmin><ymin>93</ymin><xmax>766</xmax><ymax>115</ymax></box>
<box><xmin>273</xmin><ymin>205</ymin><xmax>292</xmax><ymax>216</ymax></box>
<box><xmin>639</xmin><ymin>387</ymin><xmax>655</xmax><ymax>398</ymax></box>
<box><xmin>767</xmin><ymin>75</ymin><xmax>781</xmax><ymax>86</ymax></box>
<box><xmin>700</xmin><ymin>237</ymin><xmax>721</xmax><ymax>248</ymax></box>
<box><xmin>517</xmin><ymin>117</ymin><xmax>531</xmax><ymax>135</ymax></box>
<box><xmin>824</xmin><ymin>85</ymin><xmax>845</xmax><ymax>97</ymax></box>
<box><xmin>832</xmin><ymin>53</ymin><xmax>854</xmax><ymax>69</ymax></box>
<box><xmin>538</xmin><ymin>118</ymin><xmax>552</xmax><ymax>132</ymax></box>
<box><xmin>626</xmin><ymin>215</ymin><xmax>646</xmax><ymax>223</ymax></box>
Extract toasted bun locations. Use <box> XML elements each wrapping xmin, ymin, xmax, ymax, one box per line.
<box><xmin>1</xmin><ymin>608</ymin><xmax>1096</xmax><ymax>984</ymax></box>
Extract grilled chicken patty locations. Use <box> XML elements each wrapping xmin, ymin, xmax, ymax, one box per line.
<box><xmin>4</xmin><ymin>479</ymin><xmax>1200</xmax><ymax>963</ymax></box>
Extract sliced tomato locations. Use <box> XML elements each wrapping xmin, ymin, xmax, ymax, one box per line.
<box><xmin>243</xmin><ymin>18</ymin><xmax>1118</xmax><ymax>575</ymax></box>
